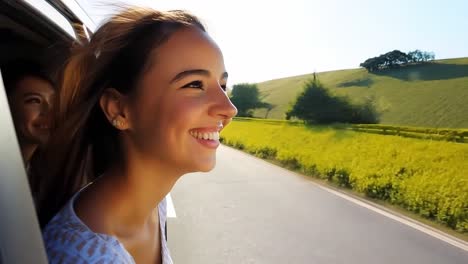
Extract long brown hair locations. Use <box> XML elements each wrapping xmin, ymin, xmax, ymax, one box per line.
<box><xmin>31</xmin><ymin>7</ymin><xmax>205</xmax><ymax>227</ymax></box>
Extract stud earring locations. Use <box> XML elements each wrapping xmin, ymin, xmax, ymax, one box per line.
<box><xmin>112</xmin><ymin>118</ymin><xmax>121</xmax><ymax>128</ymax></box>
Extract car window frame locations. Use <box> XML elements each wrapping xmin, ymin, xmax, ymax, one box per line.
<box><xmin>0</xmin><ymin>1</ymin><xmax>92</xmax><ymax>263</ymax></box>
<box><xmin>0</xmin><ymin>69</ymin><xmax>49</xmax><ymax>264</ymax></box>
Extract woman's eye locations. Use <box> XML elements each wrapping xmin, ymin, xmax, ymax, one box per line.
<box><xmin>182</xmin><ymin>80</ymin><xmax>203</xmax><ymax>89</ymax></box>
<box><xmin>25</xmin><ymin>97</ymin><xmax>41</xmax><ymax>104</ymax></box>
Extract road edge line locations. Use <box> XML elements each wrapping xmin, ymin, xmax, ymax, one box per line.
<box><xmin>221</xmin><ymin>145</ymin><xmax>468</xmax><ymax>252</ymax></box>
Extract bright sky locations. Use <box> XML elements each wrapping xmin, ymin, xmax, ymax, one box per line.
<box><xmin>79</xmin><ymin>0</ymin><xmax>468</xmax><ymax>85</ymax></box>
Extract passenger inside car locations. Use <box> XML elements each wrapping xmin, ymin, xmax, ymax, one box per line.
<box><xmin>2</xmin><ymin>60</ymin><xmax>55</xmax><ymax>166</ymax></box>
<box><xmin>0</xmin><ymin>1</ymin><xmax>91</xmax><ymax>263</ymax></box>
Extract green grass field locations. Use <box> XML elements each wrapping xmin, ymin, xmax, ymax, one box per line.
<box><xmin>221</xmin><ymin>119</ymin><xmax>468</xmax><ymax>233</ymax></box>
<box><xmin>252</xmin><ymin>57</ymin><xmax>468</xmax><ymax>128</ymax></box>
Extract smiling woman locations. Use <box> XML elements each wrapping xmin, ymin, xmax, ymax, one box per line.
<box><xmin>33</xmin><ymin>6</ymin><xmax>237</xmax><ymax>264</ymax></box>
<box><xmin>2</xmin><ymin>60</ymin><xmax>55</xmax><ymax>165</ymax></box>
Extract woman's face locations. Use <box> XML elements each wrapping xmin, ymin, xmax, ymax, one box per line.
<box><xmin>127</xmin><ymin>27</ymin><xmax>237</xmax><ymax>174</ymax></box>
<box><xmin>8</xmin><ymin>76</ymin><xmax>54</xmax><ymax>146</ymax></box>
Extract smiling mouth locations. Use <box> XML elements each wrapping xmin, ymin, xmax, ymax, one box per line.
<box><xmin>189</xmin><ymin>130</ymin><xmax>220</xmax><ymax>141</ymax></box>
<box><xmin>35</xmin><ymin>125</ymin><xmax>50</xmax><ymax>130</ymax></box>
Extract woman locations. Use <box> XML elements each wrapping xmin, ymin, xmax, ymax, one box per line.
<box><xmin>38</xmin><ymin>7</ymin><xmax>237</xmax><ymax>264</ymax></box>
<box><xmin>2</xmin><ymin>60</ymin><xmax>55</xmax><ymax>165</ymax></box>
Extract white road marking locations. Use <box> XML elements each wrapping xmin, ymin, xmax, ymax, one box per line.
<box><xmin>317</xmin><ymin>185</ymin><xmax>468</xmax><ymax>252</ymax></box>
<box><xmin>166</xmin><ymin>193</ymin><xmax>177</xmax><ymax>218</ymax></box>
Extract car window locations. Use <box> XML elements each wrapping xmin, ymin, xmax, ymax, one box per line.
<box><xmin>0</xmin><ymin>70</ymin><xmax>48</xmax><ymax>264</ymax></box>
<box><xmin>22</xmin><ymin>0</ymin><xmax>77</xmax><ymax>39</ymax></box>
<box><xmin>0</xmin><ymin>1</ymin><xmax>85</xmax><ymax>263</ymax></box>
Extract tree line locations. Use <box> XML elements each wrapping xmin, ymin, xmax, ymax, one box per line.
<box><xmin>230</xmin><ymin>74</ymin><xmax>378</xmax><ymax>124</ymax></box>
<box><xmin>230</xmin><ymin>49</ymin><xmax>435</xmax><ymax>123</ymax></box>
<box><xmin>360</xmin><ymin>49</ymin><xmax>435</xmax><ymax>72</ymax></box>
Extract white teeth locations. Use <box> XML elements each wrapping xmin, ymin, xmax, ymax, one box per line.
<box><xmin>190</xmin><ymin>131</ymin><xmax>220</xmax><ymax>141</ymax></box>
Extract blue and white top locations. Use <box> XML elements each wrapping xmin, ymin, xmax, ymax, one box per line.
<box><xmin>43</xmin><ymin>188</ymin><xmax>173</xmax><ymax>264</ymax></box>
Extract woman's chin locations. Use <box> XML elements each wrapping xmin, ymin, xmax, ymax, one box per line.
<box><xmin>194</xmin><ymin>160</ymin><xmax>216</xmax><ymax>173</ymax></box>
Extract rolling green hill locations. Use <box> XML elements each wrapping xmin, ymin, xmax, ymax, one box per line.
<box><xmin>252</xmin><ymin>57</ymin><xmax>468</xmax><ymax>128</ymax></box>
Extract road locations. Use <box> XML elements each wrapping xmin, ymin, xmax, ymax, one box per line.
<box><xmin>167</xmin><ymin>145</ymin><xmax>468</xmax><ymax>264</ymax></box>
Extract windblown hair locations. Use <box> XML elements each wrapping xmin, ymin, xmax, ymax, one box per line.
<box><xmin>31</xmin><ymin>7</ymin><xmax>205</xmax><ymax>227</ymax></box>
<box><xmin>1</xmin><ymin>59</ymin><xmax>54</xmax><ymax>96</ymax></box>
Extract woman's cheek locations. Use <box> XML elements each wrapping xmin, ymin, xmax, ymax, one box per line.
<box><xmin>23</xmin><ymin>104</ymin><xmax>41</xmax><ymax>124</ymax></box>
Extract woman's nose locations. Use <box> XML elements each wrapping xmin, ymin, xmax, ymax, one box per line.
<box><xmin>40</xmin><ymin>100</ymin><xmax>52</xmax><ymax>116</ymax></box>
<box><xmin>210</xmin><ymin>86</ymin><xmax>238</xmax><ymax>121</ymax></box>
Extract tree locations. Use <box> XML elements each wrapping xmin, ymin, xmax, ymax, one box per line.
<box><xmin>422</xmin><ymin>51</ymin><xmax>435</xmax><ymax>61</ymax></box>
<box><xmin>385</xmin><ymin>50</ymin><xmax>409</xmax><ymax>67</ymax></box>
<box><xmin>360</xmin><ymin>57</ymin><xmax>380</xmax><ymax>72</ymax></box>
<box><xmin>408</xmin><ymin>49</ymin><xmax>427</xmax><ymax>62</ymax></box>
<box><xmin>360</xmin><ymin>50</ymin><xmax>408</xmax><ymax>71</ymax></box>
<box><xmin>361</xmin><ymin>49</ymin><xmax>436</xmax><ymax>72</ymax></box>
<box><xmin>408</xmin><ymin>50</ymin><xmax>435</xmax><ymax>62</ymax></box>
<box><xmin>286</xmin><ymin>74</ymin><xmax>351</xmax><ymax>123</ymax></box>
<box><xmin>408</xmin><ymin>50</ymin><xmax>421</xmax><ymax>63</ymax></box>
<box><xmin>286</xmin><ymin>74</ymin><xmax>378</xmax><ymax>124</ymax></box>
<box><xmin>229</xmin><ymin>83</ymin><xmax>269</xmax><ymax>117</ymax></box>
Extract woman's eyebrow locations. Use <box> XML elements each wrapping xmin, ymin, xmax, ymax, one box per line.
<box><xmin>170</xmin><ymin>69</ymin><xmax>210</xmax><ymax>83</ymax></box>
<box><xmin>22</xmin><ymin>92</ymin><xmax>41</xmax><ymax>97</ymax></box>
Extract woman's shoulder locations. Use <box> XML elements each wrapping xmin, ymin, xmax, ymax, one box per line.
<box><xmin>42</xmin><ymin>195</ymin><xmax>134</xmax><ymax>263</ymax></box>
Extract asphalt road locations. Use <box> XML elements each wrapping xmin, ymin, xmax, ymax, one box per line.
<box><xmin>167</xmin><ymin>145</ymin><xmax>468</xmax><ymax>264</ymax></box>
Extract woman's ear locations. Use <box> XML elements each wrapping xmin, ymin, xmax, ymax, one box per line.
<box><xmin>99</xmin><ymin>88</ymin><xmax>130</xmax><ymax>130</ymax></box>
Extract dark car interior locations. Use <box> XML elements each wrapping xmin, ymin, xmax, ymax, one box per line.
<box><xmin>0</xmin><ymin>0</ymin><xmax>76</xmax><ymax>81</ymax></box>
<box><xmin>0</xmin><ymin>1</ymin><xmax>88</xmax><ymax>263</ymax></box>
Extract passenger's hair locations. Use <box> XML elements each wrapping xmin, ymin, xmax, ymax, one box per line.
<box><xmin>1</xmin><ymin>59</ymin><xmax>54</xmax><ymax>95</ymax></box>
<box><xmin>32</xmin><ymin>7</ymin><xmax>205</xmax><ymax>227</ymax></box>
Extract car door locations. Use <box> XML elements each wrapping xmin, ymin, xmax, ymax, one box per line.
<box><xmin>0</xmin><ymin>1</ymin><xmax>92</xmax><ymax>263</ymax></box>
<box><xmin>0</xmin><ymin>63</ymin><xmax>49</xmax><ymax>264</ymax></box>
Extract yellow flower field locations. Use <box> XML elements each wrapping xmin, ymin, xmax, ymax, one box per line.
<box><xmin>221</xmin><ymin>119</ymin><xmax>468</xmax><ymax>232</ymax></box>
